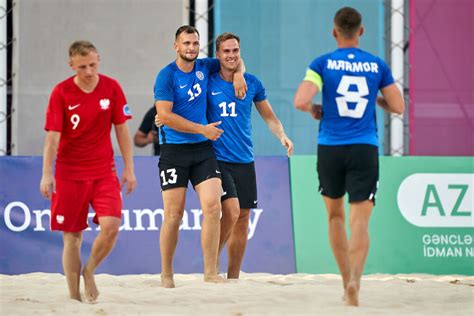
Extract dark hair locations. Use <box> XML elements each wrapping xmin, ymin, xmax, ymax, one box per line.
<box><xmin>68</xmin><ymin>40</ymin><xmax>97</xmax><ymax>57</ymax></box>
<box><xmin>334</xmin><ymin>7</ymin><xmax>362</xmax><ymax>39</ymax></box>
<box><xmin>215</xmin><ymin>32</ymin><xmax>240</xmax><ymax>51</ymax></box>
<box><xmin>175</xmin><ymin>25</ymin><xmax>200</xmax><ymax>40</ymax></box>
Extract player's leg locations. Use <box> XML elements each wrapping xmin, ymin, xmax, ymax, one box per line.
<box><xmin>51</xmin><ymin>178</ymin><xmax>90</xmax><ymax>301</ymax></box>
<box><xmin>345</xmin><ymin>144</ymin><xmax>379</xmax><ymax>306</ymax></box>
<box><xmin>217</xmin><ymin>162</ymin><xmax>240</xmax><ymax>261</ymax></box>
<box><xmin>158</xmin><ymin>145</ymin><xmax>191</xmax><ymax>288</ymax></box>
<box><xmin>218</xmin><ymin>198</ymin><xmax>239</xmax><ymax>266</ymax></box>
<box><xmin>62</xmin><ymin>232</ymin><xmax>83</xmax><ymax>301</ymax></box>
<box><xmin>317</xmin><ymin>145</ymin><xmax>349</xmax><ymax>292</ymax></box>
<box><xmin>191</xmin><ymin>144</ymin><xmax>225</xmax><ymax>283</ymax></box>
<box><xmin>160</xmin><ymin>187</ymin><xmax>186</xmax><ymax>288</ymax></box>
<box><xmin>346</xmin><ymin>200</ymin><xmax>373</xmax><ymax>306</ymax></box>
<box><xmin>83</xmin><ymin>175</ymin><xmax>122</xmax><ymax>301</ymax></box>
<box><xmin>225</xmin><ymin>162</ymin><xmax>257</xmax><ymax>279</ymax></box>
<box><xmin>195</xmin><ymin>177</ymin><xmax>225</xmax><ymax>282</ymax></box>
<box><xmin>322</xmin><ymin>196</ymin><xmax>350</xmax><ymax>290</ymax></box>
<box><xmin>83</xmin><ymin>216</ymin><xmax>121</xmax><ymax>302</ymax></box>
<box><xmin>226</xmin><ymin>208</ymin><xmax>250</xmax><ymax>279</ymax></box>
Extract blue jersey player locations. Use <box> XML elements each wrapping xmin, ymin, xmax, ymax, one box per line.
<box><xmin>154</xmin><ymin>26</ymin><xmax>246</xmax><ymax>288</ymax></box>
<box><xmin>208</xmin><ymin>33</ymin><xmax>293</xmax><ymax>279</ymax></box>
<box><xmin>294</xmin><ymin>7</ymin><xmax>404</xmax><ymax>306</ymax></box>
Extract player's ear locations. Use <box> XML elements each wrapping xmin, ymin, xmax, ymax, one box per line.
<box><xmin>332</xmin><ymin>27</ymin><xmax>337</xmax><ymax>39</ymax></box>
<box><xmin>173</xmin><ymin>41</ymin><xmax>178</xmax><ymax>52</ymax></box>
<box><xmin>359</xmin><ymin>26</ymin><xmax>364</xmax><ymax>37</ymax></box>
<box><xmin>97</xmin><ymin>54</ymin><xmax>101</xmax><ymax>63</ymax></box>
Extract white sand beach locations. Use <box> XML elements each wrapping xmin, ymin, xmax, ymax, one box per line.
<box><xmin>1</xmin><ymin>273</ymin><xmax>473</xmax><ymax>315</ymax></box>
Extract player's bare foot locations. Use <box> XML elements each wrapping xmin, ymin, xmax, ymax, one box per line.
<box><xmin>70</xmin><ymin>293</ymin><xmax>82</xmax><ymax>302</ymax></box>
<box><xmin>161</xmin><ymin>275</ymin><xmax>175</xmax><ymax>288</ymax></box>
<box><xmin>204</xmin><ymin>274</ymin><xmax>228</xmax><ymax>283</ymax></box>
<box><xmin>82</xmin><ymin>267</ymin><xmax>99</xmax><ymax>302</ymax></box>
<box><xmin>345</xmin><ymin>281</ymin><xmax>359</xmax><ymax>306</ymax></box>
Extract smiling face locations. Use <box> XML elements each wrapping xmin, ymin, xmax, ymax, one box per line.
<box><xmin>216</xmin><ymin>38</ymin><xmax>240</xmax><ymax>72</ymax></box>
<box><xmin>174</xmin><ymin>31</ymin><xmax>200</xmax><ymax>62</ymax></box>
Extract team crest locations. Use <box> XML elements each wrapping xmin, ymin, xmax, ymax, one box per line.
<box><xmin>100</xmin><ymin>98</ymin><xmax>110</xmax><ymax>110</ymax></box>
<box><xmin>196</xmin><ymin>71</ymin><xmax>204</xmax><ymax>80</ymax></box>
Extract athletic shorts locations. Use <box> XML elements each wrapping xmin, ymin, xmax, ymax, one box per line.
<box><xmin>317</xmin><ymin>144</ymin><xmax>379</xmax><ymax>204</ymax></box>
<box><xmin>158</xmin><ymin>141</ymin><xmax>221</xmax><ymax>190</ymax></box>
<box><xmin>50</xmin><ymin>175</ymin><xmax>122</xmax><ymax>232</ymax></box>
<box><xmin>218</xmin><ymin>161</ymin><xmax>257</xmax><ymax>209</ymax></box>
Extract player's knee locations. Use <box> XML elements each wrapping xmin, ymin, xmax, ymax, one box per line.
<box><xmin>63</xmin><ymin>232</ymin><xmax>82</xmax><ymax>249</ymax></box>
<box><xmin>202</xmin><ymin>200</ymin><xmax>221</xmax><ymax>219</ymax></box>
<box><xmin>164</xmin><ymin>209</ymin><xmax>184</xmax><ymax>225</ymax></box>
<box><xmin>100</xmin><ymin>225</ymin><xmax>119</xmax><ymax>241</ymax></box>
<box><xmin>328</xmin><ymin>212</ymin><xmax>345</xmax><ymax>223</ymax></box>
<box><xmin>229</xmin><ymin>207</ymin><xmax>240</xmax><ymax>224</ymax></box>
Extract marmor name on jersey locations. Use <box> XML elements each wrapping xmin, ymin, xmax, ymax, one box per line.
<box><xmin>327</xmin><ymin>59</ymin><xmax>379</xmax><ymax>73</ymax></box>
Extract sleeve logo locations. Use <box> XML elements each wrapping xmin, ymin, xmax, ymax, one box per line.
<box><xmin>123</xmin><ymin>104</ymin><xmax>132</xmax><ymax>116</ymax></box>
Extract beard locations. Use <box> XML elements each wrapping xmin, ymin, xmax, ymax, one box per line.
<box><xmin>179</xmin><ymin>52</ymin><xmax>198</xmax><ymax>62</ymax></box>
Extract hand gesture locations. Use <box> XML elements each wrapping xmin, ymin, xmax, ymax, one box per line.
<box><xmin>202</xmin><ymin>121</ymin><xmax>224</xmax><ymax>141</ymax></box>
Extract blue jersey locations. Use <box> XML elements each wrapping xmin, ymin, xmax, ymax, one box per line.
<box><xmin>308</xmin><ymin>48</ymin><xmax>394</xmax><ymax>146</ymax></box>
<box><xmin>207</xmin><ymin>73</ymin><xmax>267</xmax><ymax>163</ymax></box>
<box><xmin>154</xmin><ymin>58</ymin><xmax>220</xmax><ymax>144</ymax></box>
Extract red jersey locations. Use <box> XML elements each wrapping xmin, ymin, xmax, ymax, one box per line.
<box><xmin>45</xmin><ymin>74</ymin><xmax>132</xmax><ymax>180</ymax></box>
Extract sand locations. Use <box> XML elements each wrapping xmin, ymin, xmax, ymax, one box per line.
<box><xmin>1</xmin><ymin>272</ymin><xmax>473</xmax><ymax>315</ymax></box>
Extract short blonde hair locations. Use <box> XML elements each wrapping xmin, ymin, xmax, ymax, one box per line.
<box><xmin>68</xmin><ymin>40</ymin><xmax>97</xmax><ymax>57</ymax></box>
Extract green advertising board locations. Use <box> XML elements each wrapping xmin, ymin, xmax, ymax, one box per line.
<box><xmin>290</xmin><ymin>156</ymin><xmax>474</xmax><ymax>275</ymax></box>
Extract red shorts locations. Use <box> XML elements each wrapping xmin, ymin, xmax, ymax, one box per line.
<box><xmin>50</xmin><ymin>175</ymin><xmax>122</xmax><ymax>232</ymax></box>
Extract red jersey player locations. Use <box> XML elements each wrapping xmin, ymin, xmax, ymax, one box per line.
<box><xmin>39</xmin><ymin>41</ymin><xmax>137</xmax><ymax>302</ymax></box>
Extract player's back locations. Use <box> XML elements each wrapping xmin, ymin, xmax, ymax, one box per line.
<box><xmin>310</xmin><ymin>48</ymin><xmax>394</xmax><ymax>146</ymax></box>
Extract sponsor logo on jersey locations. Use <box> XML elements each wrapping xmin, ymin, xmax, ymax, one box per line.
<box><xmin>196</xmin><ymin>71</ymin><xmax>204</xmax><ymax>80</ymax></box>
<box><xmin>68</xmin><ymin>104</ymin><xmax>81</xmax><ymax>110</ymax></box>
<box><xmin>123</xmin><ymin>104</ymin><xmax>131</xmax><ymax>116</ymax></box>
<box><xmin>100</xmin><ymin>98</ymin><xmax>110</xmax><ymax>110</ymax></box>
<box><xmin>211</xmin><ymin>91</ymin><xmax>222</xmax><ymax>96</ymax></box>
<box><xmin>179</xmin><ymin>84</ymin><xmax>188</xmax><ymax>89</ymax></box>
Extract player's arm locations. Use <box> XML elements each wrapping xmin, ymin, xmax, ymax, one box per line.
<box><xmin>39</xmin><ymin>131</ymin><xmax>60</xmax><ymax>199</ymax></box>
<box><xmin>294</xmin><ymin>69</ymin><xmax>323</xmax><ymax>120</ymax></box>
<box><xmin>255</xmin><ymin>99</ymin><xmax>294</xmax><ymax>156</ymax></box>
<box><xmin>155</xmin><ymin>100</ymin><xmax>223</xmax><ymax>141</ymax></box>
<box><xmin>134</xmin><ymin>108</ymin><xmax>157</xmax><ymax>147</ymax></box>
<box><xmin>377</xmin><ymin>83</ymin><xmax>405</xmax><ymax>115</ymax></box>
<box><xmin>233</xmin><ymin>58</ymin><xmax>247</xmax><ymax>99</ymax></box>
<box><xmin>134</xmin><ymin>130</ymin><xmax>155</xmax><ymax>147</ymax></box>
<box><xmin>114</xmin><ymin>123</ymin><xmax>137</xmax><ymax>195</ymax></box>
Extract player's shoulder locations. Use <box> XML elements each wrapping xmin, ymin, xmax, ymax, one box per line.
<box><xmin>243</xmin><ymin>73</ymin><xmax>264</xmax><ymax>87</ymax></box>
<box><xmin>243</xmin><ymin>72</ymin><xmax>259</xmax><ymax>82</ymax></box>
<box><xmin>98</xmin><ymin>73</ymin><xmax>122</xmax><ymax>88</ymax></box>
<box><xmin>158</xmin><ymin>62</ymin><xmax>178</xmax><ymax>77</ymax></box>
<box><xmin>52</xmin><ymin>76</ymin><xmax>76</xmax><ymax>96</ymax></box>
<box><xmin>54</xmin><ymin>75</ymin><xmax>74</xmax><ymax>89</ymax></box>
